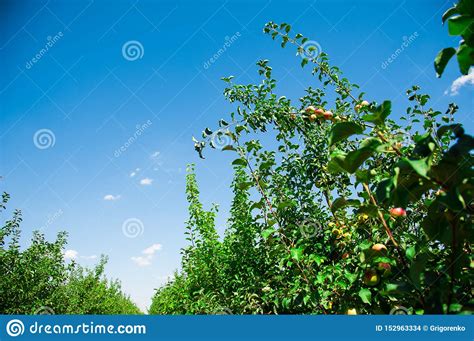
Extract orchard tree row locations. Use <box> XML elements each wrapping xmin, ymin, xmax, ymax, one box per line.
<box><xmin>150</xmin><ymin>20</ymin><xmax>473</xmax><ymax>315</ymax></box>
<box><xmin>0</xmin><ymin>193</ymin><xmax>141</xmax><ymax>314</ymax></box>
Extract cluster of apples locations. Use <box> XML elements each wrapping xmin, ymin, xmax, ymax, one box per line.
<box><xmin>362</xmin><ymin>243</ymin><xmax>392</xmax><ymax>287</ymax></box>
<box><xmin>354</xmin><ymin>100</ymin><xmax>370</xmax><ymax>112</ymax></box>
<box><xmin>329</xmin><ymin>222</ymin><xmax>352</xmax><ymax>249</ymax></box>
<box><xmin>346</xmin><ymin>209</ymin><xmax>406</xmax><ymax>314</ymax></box>
<box><xmin>305</xmin><ymin>106</ymin><xmax>335</xmax><ymax>122</ymax></box>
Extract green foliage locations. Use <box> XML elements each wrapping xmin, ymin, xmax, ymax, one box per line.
<box><xmin>152</xmin><ymin>22</ymin><xmax>473</xmax><ymax>315</ymax></box>
<box><xmin>0</xmin><ymin>192</ymin><xmax>141</xmax><ymax>315</ymax></box>
<box><xmin>435</xmin><ymin>0</ymin><xmax>474</xmax><ymax>76</ymax></box>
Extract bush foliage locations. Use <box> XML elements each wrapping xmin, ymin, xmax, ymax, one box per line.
<box><xmin>150</xmin><ymin>22</ymin><xmax>473</xmax><ymax>315</ymax></box>
<box><xmin>0</xmin><ymin>193</ymin><xmax>141</xmax><ymax>315</ymax></box>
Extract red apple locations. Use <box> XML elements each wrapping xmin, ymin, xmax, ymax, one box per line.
<box><xmin>390</xmin><ymin>207</ymin><xmax>407</xmax><ymax>217</ymax></box>
<box><xmin>323</xmin><ymin>111</ymin><xmax>333</xmax><ymax>120</ymax></box>
<box><xmin>314</xmin><ymin>108</ymin><xmax>325</xmax><ymax>116</ymax></box>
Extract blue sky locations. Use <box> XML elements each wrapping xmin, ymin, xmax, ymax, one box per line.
<box><xmin>1</xmin><ymin>0</ymin><xmax>472</xmax><ymax>311</ymax></box>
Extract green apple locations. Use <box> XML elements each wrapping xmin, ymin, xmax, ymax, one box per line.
<box><xmin>363</xmin><ymin>268</ymin><xmax>380</xmax><ymax>286</ymax></box>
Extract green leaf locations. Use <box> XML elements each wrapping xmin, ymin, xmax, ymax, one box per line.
<box><xmin>232</xmin><ymin>158</ymin><xmax>247</xmax><ymax>166</ymax></box>
<box><xmin>375</xmin><ymin>178</ymin><xmax>394</xmax><ymax>203</ymax></box>
<box><xmin>262</xmin><ymin>228</ymin><xmax>275</xmax><ymax>239</ymax></box>
<box><xmin>358</xmin><ymin>288</ymin><xmax>372</xmax><ymax>304</ymax></box>
<box><xmin>327</xmin><ymin>151</ymin><xmax>348</xmax><ymax>174</ymax></box>
<box><xmin>331</xmin><ymin>197</ymin><xmax>360</xmax><ymax>212</ymax></box>
<box><xmin>277</xmin><ymin>200</ymin><xmax>294</xmax><ymax>210</ymax></box>
<box><xmin>328</xmin><ymin>122</ymin><xmax>364</xmax><ymax>146</ymax></box>
<box><xmin>222</xmin><ymin>145</ymin><xmax>236</xmax><ymax>151</ymax></box>
<box><xmin>442</xmin><ymin>6</ymin><xmax>459</xmax><ymax>23</ymax></box>
<box><xmin>422</xmin><ymin>201</ymin><xmax>451</xmax><ymax>243</ymax></box>
<box><xmin>434</xmin><ymin>48</ymin><xmax>456</xmax><ymax>77</ymax></box>
<box><xmin>361</xmin><ymin>101</ymin><xmax>391</xmax><ymax>126</ymax></box>
<box><xmin>344</xmin><ymin>272</ymin><xmax>357</xmax><ymax>284</ymax></box>
<box><xmin>356</xmin><ymin>205</ymin><xmax>379</xmax><ymax>218</ymax></box>
<box><xmin>456</xmin><ymin>43</ymin><xmax>474</xmax><ymax>75</ymax></box>
<box><xmin>328</xmin><ymin>139</ymin><xmax>382</xmax><ymax>174</ymax></box>
<box><xmin>290</xmin><ymin>247</ymin><xmax>303</xmax><ymax>262</ymax></box>
<box><xmin>447</xmin><ymin>15</ymin><xmax>473</xmax><ymax>36</ymax></box>
<box><xmin>398</xmin><ymin>157</ymin><xmax>430</xmax><ymax>178</ymax></box>
<box><xmin>343</xmin><ymin>138</ymin><xmax>383</xmax><ymax>173</ymax></box>
<box><xmin>238</xmin><ymin>181</ymin><xmax>253</xmax><ymax>190</ymax></box>
<box><xmin>406</xmin><ymin>246</ymin><xmax>416</xmax><ymax>261</ymax></box>
<box><xmin>219</xmin><ymin>119</ymin><xmax>229</xmax><ymax>127</ymax></box>
<box><xmin>437</xmin><ymin>124</ymin><xmax>464</xmax><ymax>138</ymax></box>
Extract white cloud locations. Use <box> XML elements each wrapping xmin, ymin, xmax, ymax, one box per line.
<box><xmin>445</xmin><ymin>69</ymin><xmax>474</xmax><ymax>96</ymax></box>
<box><xmin>150</xmin><ymin>151</ymin><xmax>160</xmax><ymax>158</ymax></box>
<box><xmin>64</xmin><ymin>249</ymin><xmax>78</xmax><ymax>260</ymax></box>
<box><xmin>64</xmin><ymin>250</ymin><xmax>98</xmax><ymax>261</ymax></box>
<box><xmin>131</xmin><ymin>256</ymin><xmax>152</xmax><ymax>267</ymax></box>
<box><xmin>103</xmin><ymin>194</ymin><xmax>121</xmax><ymax>201</ymax></box>
<box><xmin>140</xmin><ymin>178</ymin><xmax>153</xmax><ymax>185</ymax></box>
<box><xmin>130</xmin><ymin>168</ymin><xmax>140</xmax><ymax>177</ymax></box>
<box><xmin>142</xmin><ymin>243</ymin><xmax>162</xmax><ymax>255</ymax></box>
<box><xmin>131</xmin><ymin>243</ymin><xmax>162</xmax><ymax>267</ymax></box>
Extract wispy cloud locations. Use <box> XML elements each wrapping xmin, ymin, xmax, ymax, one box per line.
<box><xmin>131</xmin><ymin>243</ymin><xmax>162</xmax><ymax>267</ymax></box>
<box><xmin>131</xmin><ymin>256</ymin><xmax>152</xmax><ymax>267</ymax></box>
<box><xmin>445</xmin><ymin>69</ymin><xmax>474</xmax><ymax>96</ymax></box>
<box><xmin>142</xmin><ymin>243</ymin><xmax>162</xmax><ymax>255</ymax></box>
<box><xmin>150</xmin><ymin>151</ymin><xmax>160</xmax><ymax>159</ymax></box>
<box><xmin>103</xmin><ymin>194</ymin><xmax>121</xmax><ymax>201</ymax></box>
<box><xmin>130</xmin><ymin>168</ymin><xmax>140</xmax><ymax>178</ymax></box>
<box><xmin>140</xmin><ymin>178</ymin><xmax>153</xmax><ymax>186</ymax></box>
<box><xmin>64</xmin><ymin>249</ymin><xmax>78</xmax><ymax>260</ymax></box>
<box><xmin>64</xmin><ymin>249</ymin><xmax>97</xmax><ymax>261</ymax></box>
